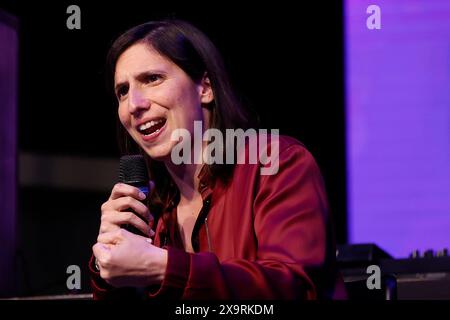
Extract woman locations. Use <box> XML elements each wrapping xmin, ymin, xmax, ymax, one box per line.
<box><xmin>90</xmin><ymin>19</ymin><xmax>346</xmax><ymax>299</ymax></box>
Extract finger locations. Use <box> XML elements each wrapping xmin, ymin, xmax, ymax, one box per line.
<box><xmin>101</xmin><ymin>211</ymin><xmax>151</xmax><ymax>236</ymax></box>
<box><xmin>107</xmin><ymin>211</ymin><xmax>153</xmax><ymax>236</ymax></box>
<box><xmin>109</xmin><ymin>183</ymin><xmax>147</xmax><ymax>201</ymax></box>
<box><xmin>111</xmin><ymin>196</ymin><xmax>150</xmax><ymax>221</ymax></box>
<box><xmin>100</xmin><ymin>210</ymin><xmax>152</xmax><ymax>236</ymax></box>
<box><xmin>97</xmin><ymin>229</ymin><xmax>127</xmax><ymax>245</ymax></box>
<box><xmin>98</xmin><ymin>220</ymin><xmax>120</xmax><ymax>234</ymax></box>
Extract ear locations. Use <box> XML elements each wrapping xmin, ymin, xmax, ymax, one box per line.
<box><xmin>199</xmin><ymin>73</ymin><xmax>214</xmax><ymax>105</ymax></box>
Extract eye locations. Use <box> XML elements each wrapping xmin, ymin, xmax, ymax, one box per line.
<box><xmin>116</xmin><ymin>85</ymin><xmax>129</xmax><ymax>100</ymax></box>
<box><xmin>145</xmin><ymin>73</ymin><xmax>163</xmax><ymax>84</ymax></box>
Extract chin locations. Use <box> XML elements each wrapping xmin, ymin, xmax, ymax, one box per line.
<box><xmin>143</xmin><ymin>141</ymin><xmax>175</xmax><ymax>162</ymax></box>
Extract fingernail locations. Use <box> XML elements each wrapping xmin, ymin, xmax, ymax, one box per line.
<box><xmin>139</xmin><ymin>192</ymin><xmax>146</xmax><ymax>200</ymax></box>
<box><xmin>150</xmin><ymin>229</ymin><xmax>155</xmax><ymax>237</ymax></box>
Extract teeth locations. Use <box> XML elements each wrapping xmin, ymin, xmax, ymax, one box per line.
<box><xmin>139</xmin><ymin>119</ymin><xmax>163</xmax><ymax>131</ymax></box>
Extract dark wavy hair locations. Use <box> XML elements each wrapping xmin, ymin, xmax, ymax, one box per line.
<box><xmin>106</xmin><ymin>19</ymin><xmax>257</xmax><ymax>219</ymax></box>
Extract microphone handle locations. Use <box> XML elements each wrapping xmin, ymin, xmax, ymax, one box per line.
<box><xmin>122</xmin><ymin>182</ymin><xmax>150</xmax><ymax>237</ymax></box>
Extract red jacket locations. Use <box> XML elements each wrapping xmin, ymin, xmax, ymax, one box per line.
<box><xmin>89</xmin><ymin>135</ymin><xmax>346</xmax><ymax>299</ymax></box>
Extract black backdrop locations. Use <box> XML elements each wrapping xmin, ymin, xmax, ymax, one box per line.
<box><xmin>1</xmin><ymin>0</ymin><xmax>346</xmax><ymax>296</ymax></box>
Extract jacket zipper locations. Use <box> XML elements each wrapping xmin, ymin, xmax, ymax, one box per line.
<box><xmin>204</xmin><ymin>217</ymin><xmax>212</xmax><ymax>252</ymax></box>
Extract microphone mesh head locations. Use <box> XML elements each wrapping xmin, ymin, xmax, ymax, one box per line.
<box><xmin>118</xmin><ymin>155</ymin><xmax>148</xmax><ymax>184</ymax></box>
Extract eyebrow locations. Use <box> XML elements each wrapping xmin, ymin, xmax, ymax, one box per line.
<box><xmin>114</xmin><ymin>69</ymin><xmax>167</xmax><ymax>93</ymax></box>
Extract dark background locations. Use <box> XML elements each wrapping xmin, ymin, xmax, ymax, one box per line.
<box><xmin>1</xmin><ymin>0</ymin><xmax>346</xmax><ymax>296</ymax></box>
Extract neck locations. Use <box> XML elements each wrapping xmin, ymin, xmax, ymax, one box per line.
<box><xmin>165</xmin><ymin>161</ymin><xmax>204</xmax><ymax>204</ymax></box>
<box><xmin>164</xmin><ymin>128</ymin><xmax>209</xmax><ymax>204</ymax></box>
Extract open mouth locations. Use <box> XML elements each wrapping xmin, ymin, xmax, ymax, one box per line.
<box><xmin>137</xmin><ymin>118</ymin><xmax>167</xmax><ymax>137</ymax></box>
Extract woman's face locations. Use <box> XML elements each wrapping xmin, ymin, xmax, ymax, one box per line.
<box><xmin>115</xmin><ymin>42</ymin><xmax>213</xmax><ymax>162</ymax></box>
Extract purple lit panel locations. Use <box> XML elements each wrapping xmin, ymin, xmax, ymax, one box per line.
<box><xmin>0</xmin><ymin>11</ymin><xmax>18</xmax><ymax>296</ymax></box>
<box><xmin>345</xmin><ymin>0</ymin><xmax>450</xmax><ymax>257</ymax></box>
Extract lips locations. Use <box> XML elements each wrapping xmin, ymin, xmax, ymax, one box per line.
<box><xmin>136</xmin><ymin>117</ymin><xmax>167</xmax><ymax>141</ymax></box>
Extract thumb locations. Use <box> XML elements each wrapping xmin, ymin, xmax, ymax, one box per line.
<box><xmin>92</xmin><ymin>242</ymin><xmax>111</xmax><ymax>260</ymax></box>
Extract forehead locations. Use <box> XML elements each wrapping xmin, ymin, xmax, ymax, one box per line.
<box><xmin>114</xmin><ymin>42</ymin><xmax>174</xmax><ymax>83</ymax></box>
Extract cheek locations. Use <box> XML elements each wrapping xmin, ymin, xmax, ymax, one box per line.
<box><xmin>118</xmin><ymin>104</ymin><xmax>130</xmax><ymax>127</ymax></box>
<box><xmin>173</xmin><ymin>92</ymin><xmax>204</xmax><ymax>122</ymax></box>
<box><xmin>170</xmin><ymin>106</ymin><xmax>199</xmax><ymax>131</ymax></box>
<box><xmin>170</xmin><ymin>80</ymin><xmax>202</xmax><ymax>111</ymax></box>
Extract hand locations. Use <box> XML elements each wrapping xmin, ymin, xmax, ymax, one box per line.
<box><xmin>99</xmin><ymin>182</ymin><xmax>155</xmax><ymax>237</ymax></box>
<box><xmin>93</xmin><ymin>228</ymin><xmax>168</xmax><ymax>287</ymax></box>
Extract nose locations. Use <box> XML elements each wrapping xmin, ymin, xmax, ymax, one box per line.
<box><xmin>128</xmin><ymin>87</ymin><xmax>150</xmax><ymax>115</ymax></box>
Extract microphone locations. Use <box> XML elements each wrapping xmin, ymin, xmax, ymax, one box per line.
<box><xmin>118</xmin><ymin>154</ymin><xmax>150</xmax><ymax>237</ymax></box>
<box><xmin>118</xmin><ymin>154</ymin><xmax>155</xmax><ymax>298</ymax></box>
